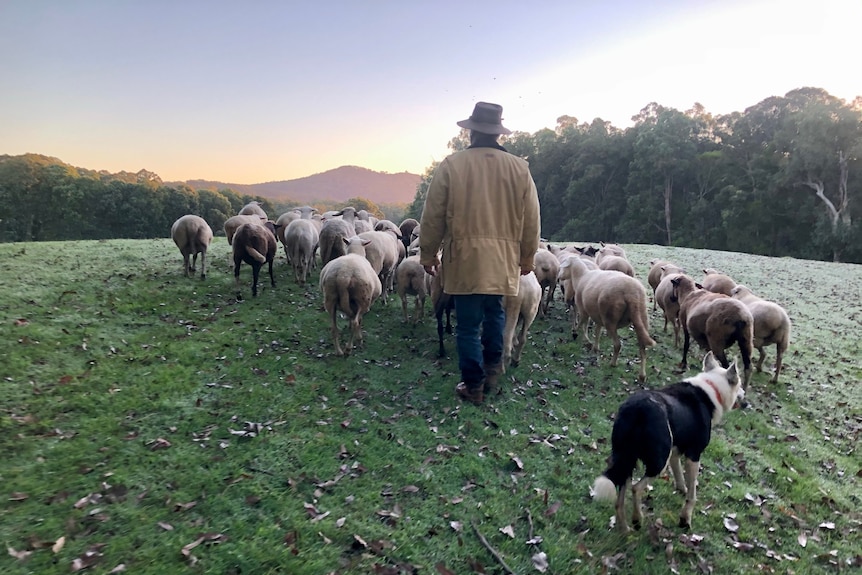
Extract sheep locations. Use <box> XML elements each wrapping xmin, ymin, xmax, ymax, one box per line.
<box><xmin>430</xmin><ymin>259</ymin><xmax>454</xmax><ymax>357</ymax></box>
<box><xmin>701</xmin><ymin>268</ymin><xmax>736</xmax><ymax>296</ymax></box>
<box><xmin>597</xmin><ymin>242</ymin><xmax>627</xmax><ymax>260</ymax></box>
<box><xmin>171</xmin><ymin>215</ymin><xmax>213</xmax><ymax>279</ymax></box>
<box><xmin>319</xmin><ymin>236</ymin><xmax>383</xmax><ymax>356</ymax></box>
<box><xmin>275</xmin><ymin>210</ymin><xmax>301</xmax><ymax>253</ymax></box>
<box><xmin>399</xmin><ymin>218</ymin><xmax>419</xmax><ymax>251</ymax></box>
<box><xmin>533</xmin><ymin>247</ymin><xmax>559</xmax><ymax>316</ymax></box>
<box><xmin>239</xmin><ymin>200</ymin><xmax>268</xmax><ymax>220</ymax></box>
<box><xmin>318</xmin><ymin>216</ymin><xmax>355</xmax><ymax>266</ymax></box>
<box><xmin>502</xmin><ymin>271</ymin><xmax>542</xmax><ymax>369</ymax></box>
<box><xmin>224</xmin><ymin>214</ymin><xmax>266</xmax><ymax>245</ymax></box>
<box><xmin>395</xmin><ymin>254</ymin><xmax>432</xmax><ymax>323</ymax></box>
<box><xmin>232</xmin><ymin>221</ymin><xmax>279</xmax><ymax>297</ymax></box>
<box><xmin>648</xmin><ymin>259</ymin><xmax>686</xmax><ymax>311</ymax></box>
<box><xmin>671</xmin><ymin>274</ymin><xmax>753</xmax><ymax>389</ymax></box>
<box><xmin>284</xmin><ymin>218</ymin><xmax>320</xmax><ymax>285</ymax></box>
<box><xmin>731</xmin><ymin>284</ymin><xmax>791</xmax><ymax>383</ymax></box>
<box><xmin>560</xmin><ymin>257</ymin><xmax>656</xmax><ymax>382</ymax></box>
<box><xmin>598</xmin><ymin>254</ymin><xmax>634</xmax><ymax>277</ymax></box>
<box><xmin>358</xmin><ymin>229</ymin><xmax>401</xmax><ymax>300</ymax></box>
<box><xmin>654</xmin><ymin>270</ymin><xmax>688</xmax><ymax>347</ymax></box>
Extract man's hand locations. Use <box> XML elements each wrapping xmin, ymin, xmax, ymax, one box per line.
<box><xmin>520</xmin><ymin>265</ymin><xmax>533</xmax><ymax>276</ymax></box>
<box><xmin>423</xmin><ymin>264</ymin><xmax>437</xmax><ymax>276</ymax></box>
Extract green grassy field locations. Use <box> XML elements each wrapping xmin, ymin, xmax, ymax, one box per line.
<box><xmin>1</xmin><ymin>238</ymin><xmax>860</xmax><ymax>574</ymax></box>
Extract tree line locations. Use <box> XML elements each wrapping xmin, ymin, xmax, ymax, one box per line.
<box><xmin>2</xmin><ymin>87</ymin><xmax>859</xmax><ymax>263</ymax></box>
<box><xmin>406</xmin><ymin>87</ymin><xmax>861</xmax><ymax>263</ymax></box>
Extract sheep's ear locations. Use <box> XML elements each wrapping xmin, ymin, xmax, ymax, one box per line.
<box><xmin>361</xmin><ymin>239</ymin><xmax>372</xmax><ymax>246</ymax></box>
<box><xmin>695</xmin><ymin>282</ymin><xmax>704</xmax><ymax>290</ymax></box>
<box><xmin>703</xmin><ymin>351</ymin><xmax>719</xmax><ymax>371</ymax></box>
<box><xmin>342</xmin><ymin>237</ymin><xmax>350</xmax><ymax>246</ymax></box>
<box><xmin>671</xmin><ymin>276</ymin><xmax>681</xmax><ymax>286</ymax></box>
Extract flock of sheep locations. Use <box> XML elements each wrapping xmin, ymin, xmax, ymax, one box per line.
<box><xmin>171</xmin><ymin>203</ymin><xmax>791</xmax><ymax>389</ymax></box>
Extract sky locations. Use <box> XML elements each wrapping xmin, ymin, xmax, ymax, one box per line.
<box><xmin>1</xmin><ymin>0</ymin><xmax>860</xmax><ymax>184</ymax></box>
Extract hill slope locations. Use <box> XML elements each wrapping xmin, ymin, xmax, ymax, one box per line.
<box><xmin>179</xmin><ymin>165</ymin><xmax>421</xmax><ymax>205</ymax></box>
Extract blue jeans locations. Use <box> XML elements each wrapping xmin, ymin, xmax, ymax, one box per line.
<box><xmin>453</xmin><ymin>294</ymin><xmax>504</xmax><ymax>387</ymax></box>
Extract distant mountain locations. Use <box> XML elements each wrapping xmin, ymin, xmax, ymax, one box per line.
<box><xmin>178</xmin><ymin>166</ymin><xmax>422</xmax><ymax>205</ymax></box>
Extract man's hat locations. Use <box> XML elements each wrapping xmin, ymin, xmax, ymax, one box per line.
<box><xmin>456</xmin><ymin>102</ymin><xmax>512</xmax><ymax>135</ymax></box>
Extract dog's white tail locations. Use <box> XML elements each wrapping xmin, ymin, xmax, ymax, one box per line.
<box><xmin>591</xmin><ymin>475</ymin><xmax>617</xmax><ymax>502</ymax></box>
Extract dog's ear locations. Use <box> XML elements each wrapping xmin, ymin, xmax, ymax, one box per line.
<box><xmin>703</xmin><ymin>351</ymin><xmax>719</xmax><ymax>371</ymax></box>
<box><xmin>726</xmin><ymin>360</ymin><xmax>740</xmax><ymax>386</ymax></box>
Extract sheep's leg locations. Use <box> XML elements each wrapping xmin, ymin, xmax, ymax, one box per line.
<box><xmin>191</xmin><ymin>253</ymin><xmax>199</xmax><ymax>273</ymax></box>
<box><xmin>251</xmin><ymin>263</ymin><xmax>261</xmax><ymax>297</ymax></box>
<box><xmin>233</xmin><ymin>259</ymin><xmax>242</xmax><ymax>294</ymax></box>
<box><xmin>615</xmin><ymin>477</ymin><xmax>632</xmax><ymax>533</ymax></box>
<box><xmin>200</xmin><ymin>251</ymin><xmax>207</xmax><ymax>279</ymax></box>
<box><xmin>329</xmin><ymin>305</ymin><xmax>344</xmax><ymax>356</ymax></box>
<box><xmin>637</xmin><ymin>340</ymin><xmax>647</xmax><ymax>382</ymax></box>
<box><xmin>679</xmin><ymin>329</ymin><xmax>691</xmax><ymax>371</ymax></box>
<box><xmin>755</xmin><ymin>345</ymin><xmax>766</xmax><ymax>373</ymax></box>
<box><xmin>773</xmin><ymin>344</ymin><xmax>784</xmax><ymax>384</ymax></box>
<box><xmin>608</xmin><ymin>328</ymin><xmax>621</xmax><ymax>366</ymax></box>
<box><xmin>400</xmin><ymin>294</ymin><xmax>409</xmax><ymax>323</ymax></box>
<box><xmin>679</xmin><ymin>459</ymin><xmax>700</xmax><ymax>529</ymax></box>
<box><xmin>412</xmin><ymin>295</ymin><xmax>422</xmax><ymax>324</ymax></box>
<box><xmin>512</xmin><ymin>317</ymin><xmax>528</xmax><ymax>367</ymax></box>
<box><xmin>592</xmin><ymin>323</ymin><xmax>603</xmax><ymax>353</ymax></box>
<box><xmin>183</xmin><ymin>254</ymin><xmax>191</xmax><ymax>277</ymax></box>
<box><xmin>268</xmin><ymin>260</ymin><xmax>276</xmax><ymax>288</ymax></box>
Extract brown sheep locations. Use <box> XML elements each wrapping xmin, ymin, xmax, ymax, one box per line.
<box><xmin>701</xmin><ymin>268</ymin><xmax>736</xmax><ymax>296</ymax></box>
<box><xmin>648</xmin><ymin>259</ymin><xmax>685</xmax><ymax>311</ymax></box>
<box><xmin>559</xmin><ymin>257</ymin><xmax>656</xmax><ymax>382</ymax></box>
<box><xmin>232</xmin><ymin>222</ymin><xmax>279</xmax><ymax>297</ymax></box>
<box><xmin>654</xmin><ymin>270</ymin><xmax>688</xmax><ymax>347</ymax></box>
<box><xmin>672</xmin><ymin>274</ymin><xmax>753</xmax><ymax>389</ymax></box>
<box><xmin>239</xmin><ymin>200</ymin><xmax>268</xmax><ymax>220</ymax></box>
<box><xmin>598</xmin><ymin>254</ymin><xmax>634</xmax><ymax>277</ymax></box>
<box><xmin>171</xmin><ymin>215</ymin><xmax>213</xmax><ymax>279</ymax></box>
<box><xmin>224</xmin><ymin>214</ymin><xmax>266</xmax><ymax>245</ymax></box>
<box><xmin>731</xmin><ymin>284</ymin><xmax>792</xmax><ymax>383</ymax></box>
<box><xmin>395</xmin><ymin>254</ymin><xmax>431</xmax><ymax>324</ymax></box>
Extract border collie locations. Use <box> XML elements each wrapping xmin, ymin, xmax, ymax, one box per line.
<box><xmin>592</xmin><ymin>351</ymin><xmax>743</xmax><ymax>531</ymax></box>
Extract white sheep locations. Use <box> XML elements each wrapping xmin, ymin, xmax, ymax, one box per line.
<box><xmin>358</xmin><ymin>229</ymin><xmax>401</xmax><ymax>300</ymax></box>
<box><xmin>395</xmin><ymin>254</ymin><xmax>432</xmax><ymax>323</ymax></box>
<box><xmin>171</xmin><ymin>215</ymin><xmax>213</xmax><ymax>279</ymax></box>
<box><xmin>319</xmin><ymin>236</ymin><xmax>383</xmax><ymax>356</ymax></box>
<box><xmin>654</xmin><ymin>269</ymin><xmax>689</xmax><ymax>347</ymax></box>
<box><xmin>560</xmin><ymin>256</ymin><xmax>656</xmax><ymax>382</ymax></box>
<box><xmin>598</xmin><ymin>254</ymin><xmax>634</xmax><ymax>276</ymax></box>
<box><xmin>239</xmin><ymin>200</ymin><xmax>268</xmax><ymax>220</ymax></box>
<box><xmin>224</xmin><ymin>214</ymin><xmax>266</xmax><ymax>245</ymax></box>
<box><xmin>533</xmin><ymin>247</ymin><xmax>559</xmax><ymax>316</ymax></box>
<box><xmin>284</xmin><ymin>218</ymin><xmax>320</xmax><ymax>285</ymax></box>
<box><xmin>275</xmin><ymin>210</ymin><xmax>301</xmax><ymax>258</ymax></box>
<box><xmin>730</xmin><ymin>284</ymin><xmax>792</xmax><ymax>383</ymax></box>
<box><xmin>502</xmin><ymin>271</ymin><xmax>542</xmax><ymax>369</ymax></box>
<box><xmin>318</xmin><ymin>216</ymin><xmax>355</xmax><ymax>266</ymax></box>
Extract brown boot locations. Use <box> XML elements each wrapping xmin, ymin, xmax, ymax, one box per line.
<box><xmin>483</xmin><ymin>362</ymin><xmax>503</xmax><ymax>395</ymax></box>
<box><xmin>455</xmin><ymin>381</ymin><xmax>484</xmax><ymax>405</ymax></box>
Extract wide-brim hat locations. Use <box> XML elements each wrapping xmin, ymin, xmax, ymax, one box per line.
<box><xmin>456</xmin><ymin>101</ymin><xmax>512</xmax><ymax>135</ymax></box>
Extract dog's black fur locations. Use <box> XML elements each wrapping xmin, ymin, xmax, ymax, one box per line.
<box><xmin>593</xmin><ymin>351</ymin><xmax>741</xmax><ymax>531</ymax></box>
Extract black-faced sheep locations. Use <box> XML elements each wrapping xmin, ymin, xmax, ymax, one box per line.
<box><xmin>672</xmin><ymin>274</ymin><xmax>753</xmax><ymax>389</ymax></box>
<box><xmin>232</xmin><ymin>222</ymin><xmax>279</xmax><ymax>297</ymax></box>
<box><xmin>171</xmin><ymin>215</ymin><xmax>213</xmax><ymax>279</ymax></box>
<box><xmin>701</xmin><ymin>268</ymin><xmax>736</xmax><ymax>296</ymax></box>
<box><xmin>731</xmin><ymin>284</ymin><xmax>791</xmax><ymax>383</ymax></box>
<box><xmin>560</xmin><ymin>256</ymin><xmax>656</xmax><ymax>382</ymax></box>
<box><xmin>319</xmin><ymin>236</ymin><xmax>383</xmax><ymax>356</ymax></box>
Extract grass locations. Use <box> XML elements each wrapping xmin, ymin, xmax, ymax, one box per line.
<box><xmin>1</xmin><ymin>238</ymin><xmax>860</xmax><ymax>574</ymax></box>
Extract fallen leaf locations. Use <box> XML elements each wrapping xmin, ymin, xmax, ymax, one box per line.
<box><xmin>723</xmin><ymin>516</ymin><xmax>739</xmax><ymax>533</ymax></box>
<box><xmin>450</xmin><ymin>520</ymin><xmax>463</xmax><ymax>532</ymax></box>
<box><xmin>8</xmin><ymin>547</ymin><xmax>32</xmax><ymax>561</ymax></box>
<box><xmin>109</xmin><ymin>565</ymin><xmax>127</xmax><ymax>573</ymax></box>
<box><xmin>500</xmin><ymin>524</ymin><xmax>516</xmax><ymax>538</ymax></box>
<box><xmin>532</xmin><ymin>551</ymin><xmax>549</xmax><ymax>572</ymax></box>
<box><xmin>798</xmin><ymin>532</ymin><xmax>807</xmax><ymax>547</ymax></box>
<box><xmin>9</xmin><ymin>492</ymin><xmax>28</xmax><ymax>502</ymax></box>
<box><xmin>545</xmin><ymin>501</ymin><xmax>561</xmax><ymax>516</ymax></box>
<box><xmin>435</xmin><ymin>562</ymin><xmax>456</xmax><ymax>575</ymax></box>
<box><xmin>818</xmin><ymin>521</ymin><xmax>836</xmax><ymax>530</ymax></box>
<box><xmin>52</xmin><ymin>536</ymin><xmax>66</xmax><ymax>553</ymax></box>
<box><xmin>158</xmin><ymin>522</ymin><xmax>174</xmax><ymax>531</ymax></box>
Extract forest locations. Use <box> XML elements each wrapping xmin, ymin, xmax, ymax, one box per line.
<box><xmin>1</xmin><ymin>87</ymin><xmax>860</xmax><ymax>263</ymax></box>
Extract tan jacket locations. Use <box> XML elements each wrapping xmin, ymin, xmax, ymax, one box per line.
<box><xmin>419</xmin><ymin>146</ymin><xmax>541</xmax><ymax>296</ymax></box>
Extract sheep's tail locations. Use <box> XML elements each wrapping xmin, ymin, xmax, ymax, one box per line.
<box><xmin>630</xmin><ymin>294</ymin><xmax>657</xmax><ymax>348</ymax></box>
<box><xmin>245</xmin><ymin>246</ymin><xmax>267</xmax><ymax>264</ymax></box>
<box><xmin>592</xmin><ymin>475</ymin><xmax>617</xmax><ymax>502</ymax></box>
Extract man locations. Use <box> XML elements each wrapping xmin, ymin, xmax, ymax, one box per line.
<box><xmin>419</xmin><ymin>102</ymin><xmax>541</xmax><ymax>405</ymax></box>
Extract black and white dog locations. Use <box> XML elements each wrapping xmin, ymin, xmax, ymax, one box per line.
<box><xmin>592</xmin><ymin>351</ymin><xmax>743</xmax><ymax>532</ymax></box>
